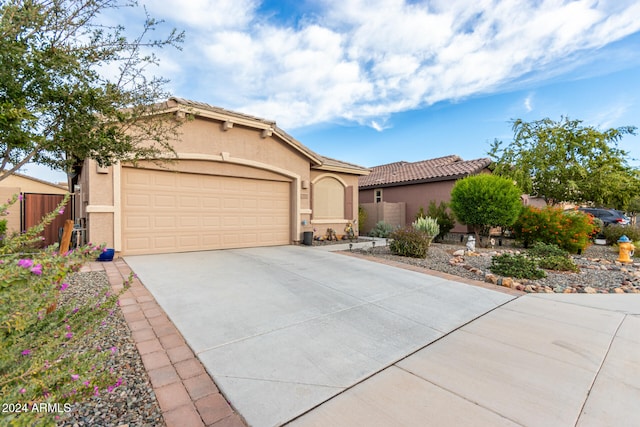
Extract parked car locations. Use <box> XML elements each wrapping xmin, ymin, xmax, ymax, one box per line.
<box><xmin>577</xmin><ymin>207</ymin><xmax>630</xmax><ymax>226</ymax></box>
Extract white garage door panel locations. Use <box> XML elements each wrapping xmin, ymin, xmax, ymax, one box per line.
<box><xmin>122</xmin><ymin>168</ymin><xmax>291</xmax><ymax>255</ymax></box>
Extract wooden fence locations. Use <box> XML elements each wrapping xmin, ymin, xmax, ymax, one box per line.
<box><xmin>22</xmin><ymin>193</ymin><xmax>72</xmax><ymax>247</ymax></box>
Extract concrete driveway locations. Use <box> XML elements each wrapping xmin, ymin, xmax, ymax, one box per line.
<box><xmin>125</xmin><ymin>245</ymin><xmax>514</xmax><ymax>426</ymax></box>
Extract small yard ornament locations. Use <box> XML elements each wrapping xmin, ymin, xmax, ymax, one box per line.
<box><xmin>617</xmin><ymin>235</ymin><xmax>635</xmax><ymax>263</ymax></box>
<box><xmin>466</xmin><ymin>235</ymin><xmax>476</xmax><ymax>253</ymax></box>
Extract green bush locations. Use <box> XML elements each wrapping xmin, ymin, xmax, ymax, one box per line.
<box><xmin>426</xmin><ymin>201</ymin><xmax>455</xmax><ymax>241</ymax></box>
<box><xmin>389</xmin><ymin>227</ymin><xmax>431</xmax><ymax>258</ymax></box>
<box><xmin>369</xmin><ymin>221</ymin><xmax>394</xmax><ymax>238</ymax></box>
<box><xmin>512</xmin><ymin>206</ymin><xmax>598</xmax><ymax>253</ymax></box>
<box><xmin>527</xmin><ymin>241</ymin><xmax>569</xmax><ymax>258</ymax></box>
<box><xmin>0</xmin><ymin>218</ymin><xmax>6</xmax><ymax>245</ymax></box>
<box><xmin>450</xmin><ymin>174</ymin><xmax>522</xmax><ymax>242</ymax></box>
<box><xmin>602</xmin><ymin>224</ymin><xmax>640</xmax><ymax>245</ymax></box>
<box><xmin>358</xmin><ymin>206</ymin><xmax>367</xmax><ymax>236</ymax></box>
<box><xmin>537</xmin><ymin>255</ymin><xmax>579</xmax><ymax>272</ymax></box>
<box><xmin>490</xmin><ymin>253</ymin><xmax>546</xmax><ymax>279</ymax></box>
<box><xmin>412</xmin><ymin>216</ymin><xmax>439</xmax><ymax>238</ymax></box>
<box><xmin>0</xmin><ymin>193</ymin><xmax>127</xmax><ymax>425</ymax></box>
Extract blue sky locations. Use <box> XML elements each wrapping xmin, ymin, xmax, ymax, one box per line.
<box><xmin>26</xmin><ymin>0</ymin><xmax>640</xmax><ymax>182</ymax></box>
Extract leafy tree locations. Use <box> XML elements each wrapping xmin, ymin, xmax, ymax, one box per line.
<box><xmin>450</xmin><ymin>174</ymin><xmax>522</xmax><ymax>244</ymax></box>
<box><xmin>488</xmin><ymin>117</ymin><xmax>638</xmax><ymax>207</ymax></box>
<box><xmin>0</xmin><ymin>0</ymin><xmax>184</xmax><ymax>181</ymax></box>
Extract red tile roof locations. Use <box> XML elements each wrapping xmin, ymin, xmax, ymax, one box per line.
<box><xmin>359</xmin><ymin>155</ymin><xmax>492</xmax><ymax>188</ymax></box>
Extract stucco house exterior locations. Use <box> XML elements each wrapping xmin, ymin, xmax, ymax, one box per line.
<box><xmin>359</xmin><ymin>155</ymin><xmax>491</xmax><ymax>233</ymax></box>
<box><xmin>0</xmin><ymin>173</ymin><xmax>69</xmax><ymax>236</ymax></box>
<box><xmin>72</xmin><ymin>98</ymin><xmax>369</xmax><ymax>255</ymax></box>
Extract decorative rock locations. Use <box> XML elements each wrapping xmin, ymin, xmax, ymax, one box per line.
<box><xmin>524</xmin><ymin>285</ymin><xmax>535</xmax><ymax>293</ymax></box>
<box><xmin>484</xmin><ymin>274</ymin><xmax>498</xmax><ymax>285</ymax></box>
<box><xmin>613</xmin><ymin>288</ymin><xmax>625</xmax><ymax>294</ymax></box>
<box><xmin>584</xmin><ymin>286</ymin><xmax>597</xmax><ymax>294</ymax></box>
<box><xmin>453</xmin><ymin>249</ymin><xmax>465</xmax><ymax>256</ymax></box>
<box><xmin>502</xmin><ymin>277</ymin><xmax>514</xmax><ymax>288</ymax></box>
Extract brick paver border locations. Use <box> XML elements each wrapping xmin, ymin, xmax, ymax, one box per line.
<box><xmin>81</xmin><ymin>260</ymin><xmax>247</xmax><ymax>427</ymax></box>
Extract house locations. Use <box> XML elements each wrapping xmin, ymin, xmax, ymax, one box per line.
<box><xmin>358</xmin><ymin>155</ymin><xmax>491</xmax><ymax>233</ymax></box>
<box><xmin>0</xmin><ymin>173</ymin><xmax>70</xmax><ymax>245</ymax></box>
<box><xmin>72</xmin><ymin>97</ymin><xmax>369</xmax><ymax>256</ymax></box>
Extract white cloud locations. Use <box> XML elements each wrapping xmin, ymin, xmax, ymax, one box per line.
<box><xmin>524</xmin><ymin>94</ymin><xmax>533</xmax><ymax>113</ymax></box>
<box><xmin>144</xmin><ymin>0</ymin><xmax>640</xmax><ymax>130</ymax></box>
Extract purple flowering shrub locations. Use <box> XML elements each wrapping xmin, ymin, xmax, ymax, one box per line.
<box><xmin>0</xmin><ymin>194</ymin><xmax>129</xmax><ymax>424</ymax></box>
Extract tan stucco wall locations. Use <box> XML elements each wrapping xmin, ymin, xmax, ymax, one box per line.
<box><xmin>0</xmin><ymin>187</ymin><xmax>21</xmax><ymax>234</ymax></box>
<box><xmin>83</xmin><ymin>113</ymin><xmax>350</xmax><ymax>251</ymax></box>
<box><xmin>308</xmin><ymin>171</ymin><xmax>360</xmax><ymax>238</ymax></box>
<box><xmin>0</xmin><ymin>174</ymin><xmax>68</xmax><ymax>195</ymax></box>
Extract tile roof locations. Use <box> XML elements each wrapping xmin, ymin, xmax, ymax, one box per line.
<box><xmin>359</xmin><ymin>155</ymin><xmax>492</xmax><ymax>188</ymax></box>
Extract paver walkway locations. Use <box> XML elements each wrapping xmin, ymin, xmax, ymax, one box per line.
<box><xmin>82</xmin><ymin>259</ymin><xmax>247</xmax><ymax>427</ymax></box>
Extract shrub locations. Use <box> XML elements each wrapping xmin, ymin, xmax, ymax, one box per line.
<box><xmin>389</xmin><ymin>227</ymin><xmax>431</xmax><ymax>258</ymax></box>
<box><xmin>450</xmin><ymin>174</ymin><xmax>521</xmax><ymax>243</ymax></box>
<box><xmin>426</xmin><ymin>201</ymin><xmax>455</xmax><ymax>241</ymax></box>
<box><xmin>602</xmin><ymin>224</ymin><xmax>640</xmax><ymax>245</ymax></box>
<box><xmin>490</xmin><ymin>253</ymin><xmax>546</xmax><ymax>279</ymax></box>
<box><xmin>537</xmin><ymin>255</ymin><xmax>579</xmax><ymax>272</ymax></box>
<box><xmin>512</xmin><ymin>206</ymin><xmax>598</xmax><ymax>253</ymax></box>
<box><xmin>369</xmin><ymin>221</ymin><xmax>394</xmax><ymax>238</ymax></box>
<box><xmin>412</xmin><ymin>216</ymin><xmax>439</xmax><ymax>238</ymax></box>
<box><xmin>0</xmin><ymin>218</ymin><xmax>6</xmax><ymax>245</ymax></box>
<box><xmin>527</xmin><ymin>241</ymin><xmax>569</xmax><ymax>259</ymax></box>
<box><xmin>0</xmin><ymin>193</ymin><xmax>127</xmax><ymax>425</ymax></box>
<box><xmin>358</xmin><ymin>205</ymin><xmax>367</xmax><ymax>235</ymax></box>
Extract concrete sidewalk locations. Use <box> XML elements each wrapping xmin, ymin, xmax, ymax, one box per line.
<box><xmin>288</xmin><ymin>294</ymin><xmax>640</xmax><ymax>427</ymax></box>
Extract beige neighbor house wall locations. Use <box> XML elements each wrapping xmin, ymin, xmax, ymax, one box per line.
<box><xmin>78</xmin><ymin>99</ymin><xmax>367</xmax><ymax>254</ymax></box>
<box><xmin>0</xmin><ymin>174</ymin><xmax>68</xmax><ymax>234</ymax></box>
<box><xmin>360</xmin><ymin>201</ymin><xmax>406</xmax><ymax>232</ymax></box>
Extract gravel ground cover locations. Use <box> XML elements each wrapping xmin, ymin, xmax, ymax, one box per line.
<box><xmin>354</xmin><ymin>242</ymin><xmax>640</xmax><ymax>294</ymax></box>
<box><xmin>56</xmin><ymin>271</ymin><xmax>164</xmax><ymax>427</ymax></box>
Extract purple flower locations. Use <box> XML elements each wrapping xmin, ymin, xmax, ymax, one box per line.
<box><xmin>71</xmin><ymin>374</ymin><xmax>79</xmax><ymax>381</ymax></box>
<box><xmin>21</xmin><ymin>349</ymin><xmax>31</xmax><ymax>356</ymax></box>
<box><xmin>60</xmin><ymin>283</ymin><xmax>69</xmax><ymax>291</ymax></box>
<box><xmin>19</xmin><ymin>388</ymin><xmax>26</xmax><ymax>394</ymax></box>
<box><xmin>83</xmin><ymin>381</ymin><xmax>90</xmax><ymax>387</ymax></box>
<box><xmin>30</xmin><ymin>264</ymin><xmax>43</xmax><ymax>275</ymax></box>
<box><xmin>65</xmin><ymin>332</ymin><xmax>73</xmax><ymax>339</ymax></box>
<box><xmin>58</xmin><ymin>208</ymin><xmax>65</xmax><ymax>215</ymax></box>
<box><xmin>110</xmin><ymin>346</ymin><xmax>118</xmax><ymax>355</ymax></box>
<box><xmin>17</xmin><ymin>259</ymin><xmax>33</xmax><ymax>268</ymax></box>
<box><xmin>72</xmin><ymin>307</ymin><xmax>79</xmax><ymax>314</ymax></box>
<box><xmin>93</xmin><ymin>386</ymin><xmax>100</xmax><ymax>396</ymax></box>
<box><xmin>19</xmin><ymin>194</ymin><xmax>23</xmax><ymax>201</ymax></box>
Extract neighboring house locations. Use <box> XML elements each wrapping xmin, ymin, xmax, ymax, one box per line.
<box><xmin>72</xmin><ymin>97</ymin><xmax>369</xmax><ymax>256</ymax></box>
<box><xmin>359</xmin><ymin>155</ymin><xmax>492</xmax><ymax>233</ymax></box>
<box><xmin>0</xmin><ymin>173</ymin><xmax>70</xmax><ymax>245</ymax></box>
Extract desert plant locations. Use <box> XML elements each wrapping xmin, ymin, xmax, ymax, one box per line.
<box><xmin>512</xmin><ymin>206</ymin><xmax>598</xmax><ymax>253</ymax></box>
<box><xmin>369</xmin><ymin>221</ymin><xmax>394</xmax><ymax>238</ymax></box>
<box><xmin>527</xmin><ymin>241</ymin><xmax>569</xmax><ymax>259</ymax></box>
<box><xmin>490</xmin><ymin>253</ymin><xmax>546</xmax><ymax>279</ymax></box>
<box><xmin>537</xmin><ymin>255</ymin><xmax>579</xmax><ymax>272</ymax></box>
<box><xmin>426</xmin><ymin>201</ymin><xmax>455</xmax><ymax>241</ymax></box>
<box><xmin>602</xmin><ymin>224</ymin><xmax>640</xmax><ymax>245</ymax></box>
<box><xmin>0</xmin><ymin>194</ymin><xmax>127</xmax><ymax>425</ymax></box>
<box><xmin>358</xmin><ymin>206</ymin><xmax>367</xmax><ymax>235</ymax></box>
<box><xmin>412</xmin><ymin>216</ymin><xmax>439</xmax><ymax>238</ymax></box>
<box><xmin>389</xmin><ymin>227</ymin><xmax>431</xmax><ymax>258</ymax></box>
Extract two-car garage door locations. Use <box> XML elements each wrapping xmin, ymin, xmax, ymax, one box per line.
<box><xmin>122</xmin><ymin>168</ymin><xmax>291</xmax><ymax>255</ymax></box>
